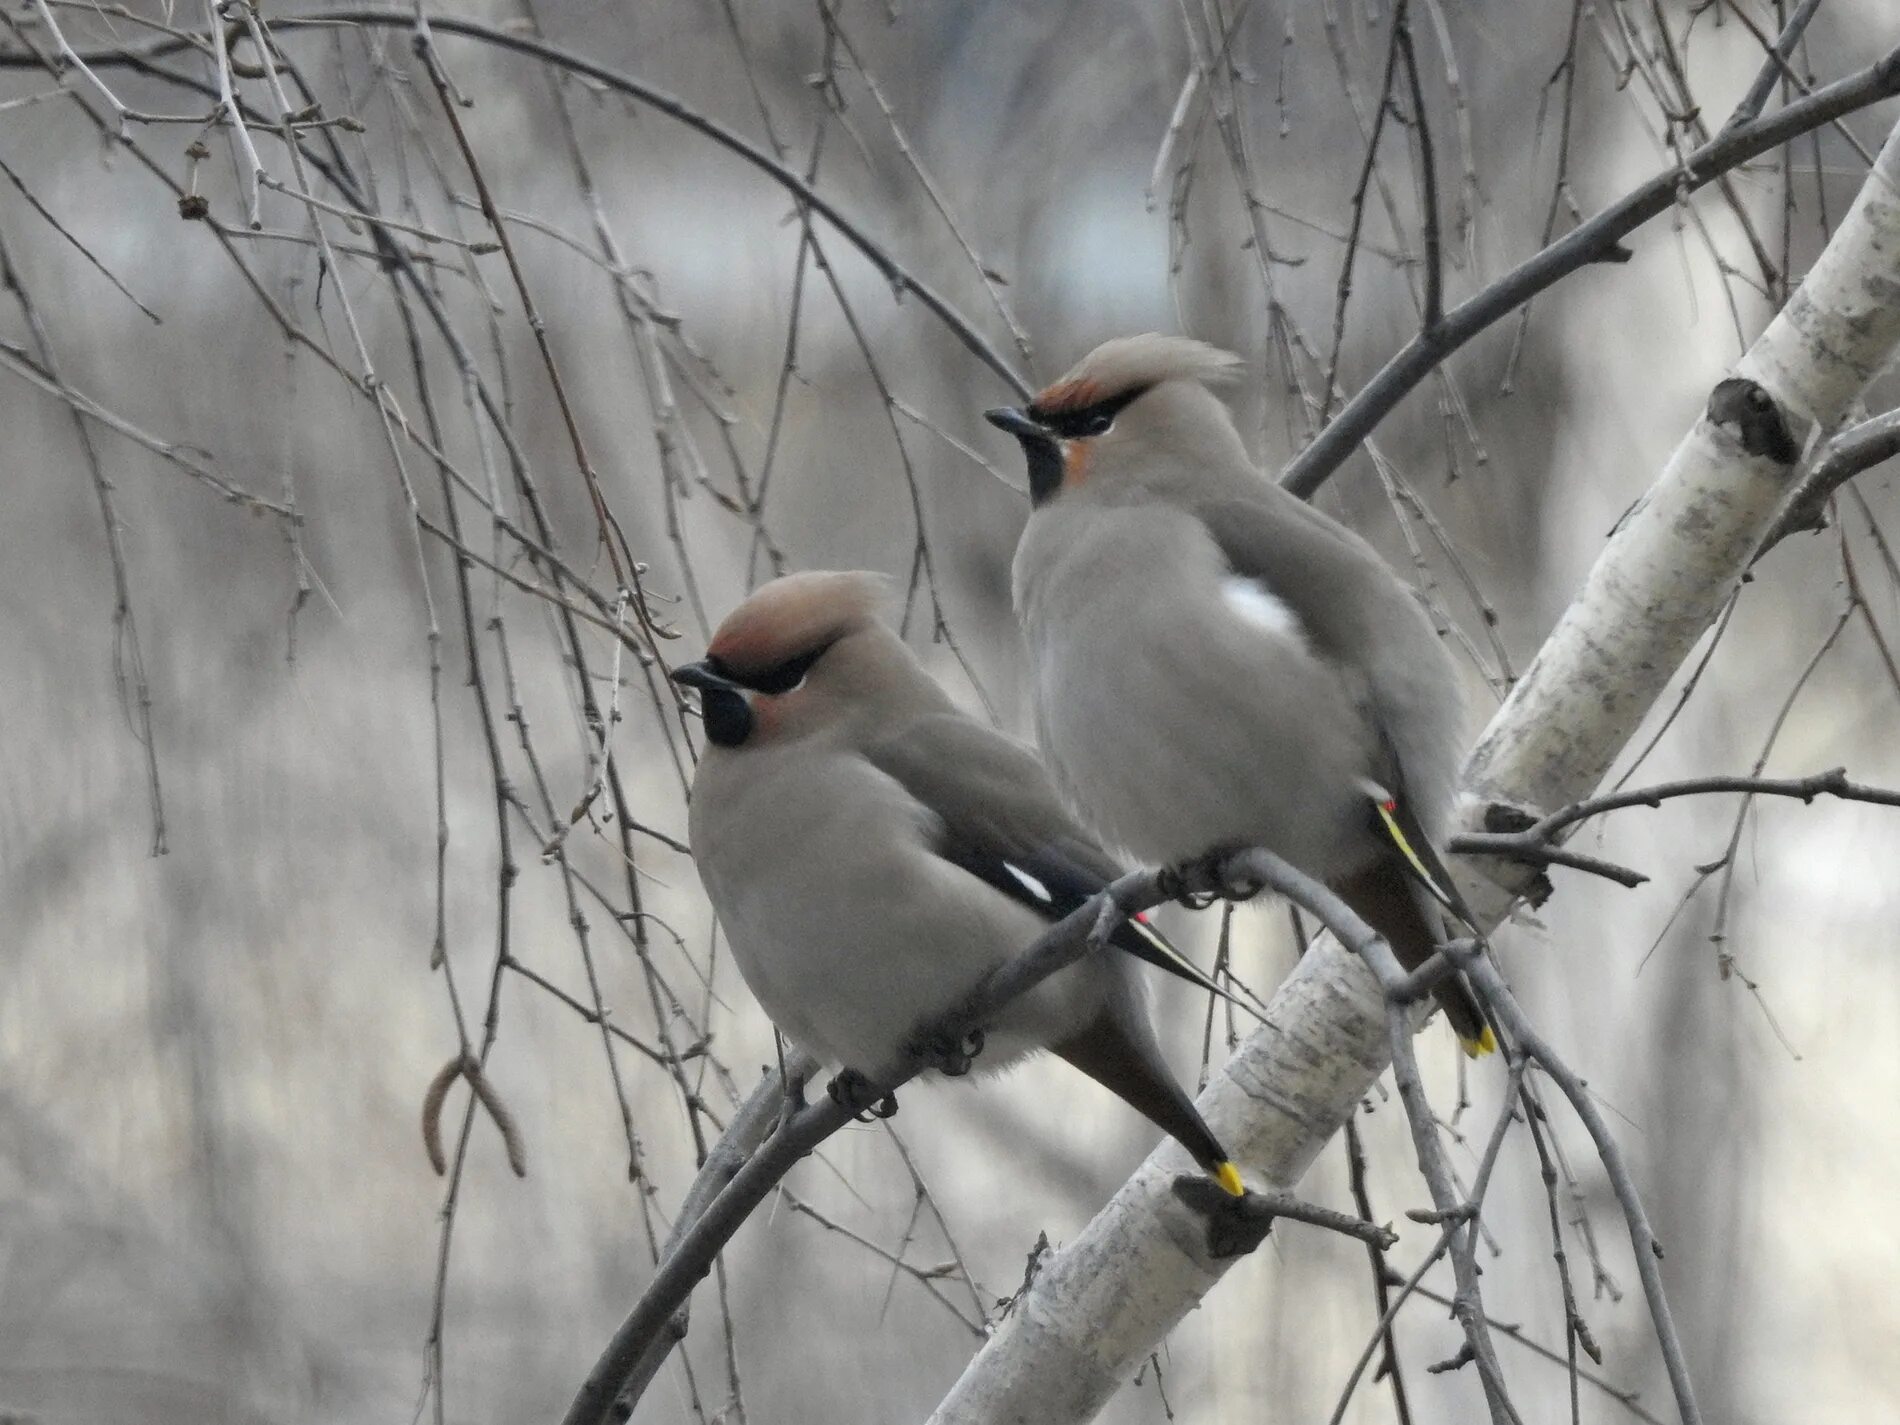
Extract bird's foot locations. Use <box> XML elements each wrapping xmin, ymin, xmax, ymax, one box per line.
<box><xmin>1158</xmin><ymin>859</ymin><xmax>1218</xmax><ymax>909</ymax></box>
<box><xmin>777</xmin><ymin>1067</ymin><xmax>809</xmax><ymax>1127</ymax></box>
<box><xmin>1171</xmin><ymin>1175</ymin><xmax>1273</xmax><ymax>1259</ymax></box>
<box><xmin>1162</xmin><ymin>848</ymin><xmax>1263</xmax><ymax>908</ymax></box>
<box><xmin>826</xmin><ymin>1068</ymin><xmax>898</xmax><ymax>1122</ymax></box>
<box><xmin>909</xmin><ymin>1027</ymin><xmax>986</xmax><ymax>1078</ymax></box>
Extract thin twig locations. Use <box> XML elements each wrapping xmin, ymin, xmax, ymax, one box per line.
<box><xmin>1281</xmin><ymin>43</ymin><xmax>1900</xmax><ymax>497</ymax></box>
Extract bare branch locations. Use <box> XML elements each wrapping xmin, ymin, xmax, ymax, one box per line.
<box><xmin>1282</xmin><ymin>44</ymin><xmax>1900</xmax><ymax>499</ymax></box>
<box><xmin>1722</xmin><ymin>0</ymin><xmax>1827</xmax><ymax>132</ymax></box>
<box><xmin>1765</xmin><ymin>408</ymin><xmax>1900</xmax><ymax>549</ymax></box>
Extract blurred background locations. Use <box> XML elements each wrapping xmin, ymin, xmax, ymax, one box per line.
<box><xmin>2</xmin><ymin>2</ymin><xmax>1898</xmax><ymax>1422</ymax></box>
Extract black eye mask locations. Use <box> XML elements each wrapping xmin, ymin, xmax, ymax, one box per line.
<box><xmin>739</xmin><ymin>643</ymin><xmax>830</xmax><ymax>695</ymax></box>
<box><xmin>1029</xmin><ymin>384</ymin><xmax>1152</xmax><ymax>441</ymax></box>
<box><xmin>991</xmin><ymin>384</ymin><xmax>1155</xmax><ymax>506</ymax></box>
<box><xmin>690</xmin><ymin>642</ymin><xmax>835</xmax><ymax>747</ymax></box>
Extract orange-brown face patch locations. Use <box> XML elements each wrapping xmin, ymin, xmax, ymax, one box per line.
<box><xmin>1062</xmin><ymin>439</ymin><xmax>1094</xmax><ymax>489</ymax></box>
<box><xmin>747</xmin><ymin>689</ymin><xmax>787</xmax><ymax>740</ymax></box>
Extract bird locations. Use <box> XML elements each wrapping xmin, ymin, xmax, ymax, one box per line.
<box><xmin>672</xmin><ymin>569</ymin><xmax>1247</xmax><ymax>1196</ymax></box>
<box><xmin>985</xmin><ymin>333</ymin><xmax>1494</xmax><ymax>1054</ymax></box>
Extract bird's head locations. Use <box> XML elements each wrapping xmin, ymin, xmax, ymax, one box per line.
<box><xmin>671</xmin><ymin>571</ymin><xmax>888</xmax><ymax>749</ymax></box>
<box><xmin>984</xmin><ymin>334</ymin><xmax>1245</xmax><ymax>506</ymax></box>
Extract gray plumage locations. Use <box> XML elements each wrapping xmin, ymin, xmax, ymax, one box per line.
<box><xmin>992</xmin><ymin>335</ymin><xmax>1489</xmax><ymax>1049</ymax></box>
<box><xmin>678</xmin><ymin>570</ymin><xmax>1241</xmax><ymax>1184</ymax></box>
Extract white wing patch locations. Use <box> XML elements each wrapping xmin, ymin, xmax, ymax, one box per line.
<box><xmin>1221</xmin><ymin>575</ymin><xmax>1306</xmax><ymax>645</ymax></box>
<box><xmin>1003</xmin><ymin>863</ymin><xmax>1053</xmax><ymax>904</ymax></box>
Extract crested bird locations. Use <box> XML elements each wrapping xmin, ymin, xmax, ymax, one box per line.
<box><xmin>986</xmin><ymin>334</ymin><xmax>1494</xmax><ymax>1054</ymax></box>
<box><xmin>674</xmin><ymin>570</ymin><xmax>1247</xmax><ymax>1195</ymax></box>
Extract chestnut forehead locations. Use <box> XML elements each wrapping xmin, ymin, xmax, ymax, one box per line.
<box><xmin>704</xmin><ymin>577</ymin><xmax>875</xmax><ymax>671</ymax></box>
<box><xmin>1028</xmin><ymin>377</ymin><xmax>1105</xmax><ymax>419</ymax></box>
<box><xmin>704</xmin><ymin>618</ymin><xmax>778</xmax><ymax>667</ymax></box>
<box><xmin>706</xmin><ymin>609</ymin><xmax>822</xmax><ymax>670</ymax></box>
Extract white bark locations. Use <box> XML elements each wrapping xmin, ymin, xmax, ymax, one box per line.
<box><xmin>1462</xmin><ymin>124</ymin><xmax>1900</xmax><ymax>831</ymax></box>
<box><xmin>927</xmin><ymin>121</ymin><xmax>1900</xmax><ymax>1425</ymax></box>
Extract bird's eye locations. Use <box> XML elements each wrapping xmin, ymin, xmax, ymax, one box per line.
<box><xmin>745</xmin><ymin>642</ymin><xmax>831</xmax><ymax>695</ymax></box>
<box><xmin>1081</xmin><ymin>411</ymin><xmax>1114</xmax><ymax>436</ymax></box>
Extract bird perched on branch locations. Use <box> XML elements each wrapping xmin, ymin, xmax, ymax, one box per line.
<box><xmin>674</xmin><ymin>570</ymin><xmax>1246</xmax><ymax>1196</ymax></box>
<box><xmin>987</xmin><ymin>334</ymin><xmax>1494</xmax><ymax>1054</ymax></box>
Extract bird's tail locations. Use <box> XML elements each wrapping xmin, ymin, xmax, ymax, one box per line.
<box><xmin>1333</xmin><ymin>855</ymin><xmax>1495</xmax><ymax>1056</ymax></box>
<box><xmin>1052</xmin><ymin>1010</ymin><xmax>1246</xmax><ymax>1196</ymax></box>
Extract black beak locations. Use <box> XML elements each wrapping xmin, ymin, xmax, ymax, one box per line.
<box><xmin>984</xmin><ymin>406</ymin><xmax>1049</xmax><ymax>441</ymax></box>
<box><xmin>671</xmin><ymin>659</ymin><xmax>742</xmax><ymax>694</ymax></box>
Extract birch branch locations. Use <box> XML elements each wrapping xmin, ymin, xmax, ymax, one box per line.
<box><xmin>925</xmin><ymin>117</ymin><xmax>1900</xmax><ymax>1425</ymax></box>
<box><xmin>1461</xmin><ymin>120</ymin><xmax>1900</xmax><ymax>854</ymax></box>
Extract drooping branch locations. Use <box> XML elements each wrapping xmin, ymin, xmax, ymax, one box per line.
<box><xmin>0</xmin><ymin>6</ymin><xmax>1035</xmax><ymax>399</ymax></box>
<box><xmin>1456</xmin><ymin>948</ymin><xmax>1699</xmax><ymax>1425</ymax></box>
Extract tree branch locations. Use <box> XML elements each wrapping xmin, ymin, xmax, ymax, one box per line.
<box><xmin>0</xmin><ymin>7</ymin><xmax>1034</xmax><ymax>399</ymax></box>
<box><xmin>1721</xmin><ymin>0</ymin><xmax>1827</xmax><ymax>133</ymax></box>
<box><xmin>1463</xmin><ymin>121</ymin><xmax>1900</xmax><ymax>840</ymax></box>
<box><xmin>1280</xmin><ymin>44</ymin><xmax>1900</xmax><ymax>498</ymax></box>
<box><xmin>1763</xmin><ymin>408</ymin><xmax>1900</xmax><ymax>551</ymax></box>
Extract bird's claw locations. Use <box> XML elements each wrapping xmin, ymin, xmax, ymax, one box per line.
<box><xmin>826</xmin><ymin>1068</ymin><xmax>898</xmax><ymax>1122</ymax></box>
<box><xmin>1159</xmin><ymin>861</ymin><xmax>1218</xmax><ymax>909</ymax></box>
<box><xmin>911</xmin><ymin>1027</ymin><xmax>986</xmax><ymax>1077</ymax></box>
<box><xmin>1164</xmin><ymin>850</ymin><xmax>1260</xmax><ymax>908</ymax></box>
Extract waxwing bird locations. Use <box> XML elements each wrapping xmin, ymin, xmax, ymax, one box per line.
<box><xmin>986</xmin><ymin>334</ymin><xmax>1494</xmax><ymax>1054</ymax></box>
<box><xmin>674</xmin><ymin>570</ymin><xmax>1246</xmax><ymax>1195</ymax></box>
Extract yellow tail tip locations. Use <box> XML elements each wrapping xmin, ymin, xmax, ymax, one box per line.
<box><xmin>1215</xmin><ymin>1161</ymin><xmax>1246</xmax><ymax>1197</ymax></box>
<box><xmin>1461</xmin><ymin>1027</ymin><xmax>1499</xmax><ymax>1058</ymax></box>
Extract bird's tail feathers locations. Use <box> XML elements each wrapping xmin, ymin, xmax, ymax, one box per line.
<box><xmin>1117</xmin><ymin>914</ymin><xmax>1269</xmax><ymax>1025</ymax></box>
<box><xmin>1052</xmin><ymin>1011</ymin><xmax>1246</xmax><ymax>1197</ymax></box>
<box><xmin>1334</xmin><ymin>852</ymin><xmax>1494</xmax><ymax>1057</ymax></box>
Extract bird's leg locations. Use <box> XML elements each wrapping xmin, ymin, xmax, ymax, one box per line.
<box><xmin>1162</xmin><ymin>847</ymin><xmax>1263</xmax><ymax>907</ymax></box>
<box><xmin>907</xmin><ymin>1026</ymin><xmax>986</xmax><ymax>1078</ymax></box>
<box><xmin>826</xmin><ymin>1067</ymin><xmax>898</xmax><ymax>1122</ymax></box>
<box><xmin>1157</xmin><ymin>859</ymin><xmax>1218</xmax><ymax>909</ymax></box>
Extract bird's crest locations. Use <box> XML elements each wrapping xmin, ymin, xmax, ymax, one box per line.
<box><xmin>705</xmin><ymin>570</ymin><xmax>888</xmax><ymax>679</ymax></box>
<box><xmin>1030</xmin><ymin>334</ymin><xmax>1243</xmax><ymax>417</ymax></box>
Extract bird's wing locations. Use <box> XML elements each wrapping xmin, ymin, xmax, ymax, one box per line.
<box><xmin>1188</xmin><ymin>492</ymin><xmax>1387</xmax><ymax>667</ymax></box>
<box><xmin>863</xmin><ymin>713</ymin><xmax>1252</xmax><ymax>1013</ymax></box>
<box><xmin>1193</xmin><ymin>493</ymin><xmax>1463</xmax><ymax>820</ymax></box>
<box><xmin>1194</xmin><ymin>493</ymin><xmax>1484</xmax><ymax>935</ymax></box>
